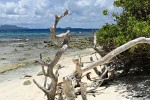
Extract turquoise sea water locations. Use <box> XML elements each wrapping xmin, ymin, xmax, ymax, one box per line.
<box><xmin>0</xmin><ymin>28</ymin><xmax>98</xmax><ymax>42</ymax></box>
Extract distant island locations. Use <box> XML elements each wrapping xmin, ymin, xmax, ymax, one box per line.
<box><xmin>0</xmin><ymin>25</ymin><xmax>28</xmax><ymax>30</ymax></box>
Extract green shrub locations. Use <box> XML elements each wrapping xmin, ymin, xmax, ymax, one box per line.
<box><xmin>96</xmin><ymin>0</ymin><xmax>150</xmax><ymax>75</ymax></box>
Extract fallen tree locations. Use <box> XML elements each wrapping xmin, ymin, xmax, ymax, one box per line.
<box><xmin>82</xmin><ymin>37</ymin><xmax>150</xmax><ymax>73</ymax></box>
<box><xmin>33</xmin><ymin>9</ymin><xmax>70</xmax><ymax>100</ymax></box>
<box><xmin>33</xmin><ymin>9</ymin><xmax>150</xmax><ymax>100</ymax></box>
<box><xmin>34</xmin><ymin>37</ymin><xmax>150</xmax><ymax>100</ymax></box>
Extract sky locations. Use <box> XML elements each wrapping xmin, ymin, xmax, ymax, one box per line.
<box><xmin>0</xmin><ymin>0</ymin><xmax>122</xmax><ymax>29</ymax></box>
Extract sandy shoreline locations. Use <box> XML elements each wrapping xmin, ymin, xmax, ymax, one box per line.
<box><xmin>0</xmin><ymin>47</ymin><xmax>128</xmax><ymax>100</ymax></box>
<box><xmin>0</xmin><ymin>39</ymin><xmax>78</xmax><ymax>73</ymax></box>
<box><xmin>1</xmin><ymin>39</ymin><xmax>150</xmax><ymax>100</ymax></box>
<box><xmin>0</xmin><ymin>36</ymin><xmax>94</xmax><ymax>73</ymax></box>
<box><xmin>0</xmin><ymin>39</ymin><xmax>130</xmax><ymax>100</ymax></box>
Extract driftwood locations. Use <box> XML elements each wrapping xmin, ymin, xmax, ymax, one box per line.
<box><xmin>85</xmin><ymin>72</ymin><xmax>92</xmax><ymax>81</ymax></box>
<box><xmin>34</xmin><ymin>8</ymin><xmax>150</xmax><ymax>99</ymax></box>
<box><xmin>90</xmin><ymin>57</ymin><xmax>101</xmax><ymax>76</ymax></box>
<box><xmin>82</xmin><ymin>37</ymin><xmax>150</xmax><ymax>73</ymax></box>
<box><xmin>50</xmin><ymin>10</ymin><xmax>70</xmax><ymax>44</ymax></box>
<box><xmin>72</xmin><ymin>57</ymin><xmax>82</xmax><ymax>87</ymax></box>
<box><xmin>93</xmin><ymin>33</ymin><xmax>105</xmax><ymax>57</ymax></box>
<box><xmin>74</xmin><ymin>37</ymin><xmax>150</xmax><ymax>94</ymax></box>
<box><xmin>63</xmin><ymin>77</ymin><xmax>75</xmax><ymax>100</ymax></box>
<box><xmin>33</xmin><ymin>44</ymin><xmax>68</xmax><ymax>100</ymax></box>
<box><xmin>57</xmin><ymin>86</ymin><xmax>63</xmax><ymax>100</ymax></box>
<box><xmin>93</xmin><ymin>46</ymin><xmax>105</xmax><ymax>57</ymax></box>
<box><xmin>79</xmin><ymin>82</ymin><xmax>87</xmax><ymax>100</ymax></box>
<box><xmin>33</xmin><ymin>9</ymin><xmax>70</xmax><ymax>100</ymax></box>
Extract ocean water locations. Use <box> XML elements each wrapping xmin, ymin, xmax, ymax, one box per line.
<box><xmin>0</xmin><ymin>28</ymin><xmax>98</xmax><ymax>42</ymax></box>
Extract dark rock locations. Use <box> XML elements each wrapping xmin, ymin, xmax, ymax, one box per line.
<box><xmin>37</xmin><ymin>71</ymin><xmax>44</xmax><ymax>76</ymax></box>
<box><xmin>24</xmin><ymin>75</ymin><xmax>32</xmax><ymax>78</ymax></box>
<box><xmin>23</xmin><ymin>80</ymin><xmax>31</xmax><ymax>85</ymax></box>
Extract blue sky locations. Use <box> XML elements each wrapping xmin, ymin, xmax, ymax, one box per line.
<box><xmin>0</xmin><ymin>0</ymin><xmax>122</xmax><ymax>29</ymax></box>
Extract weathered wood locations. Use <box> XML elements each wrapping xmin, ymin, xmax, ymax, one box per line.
<box><xmin>33</xmin><ymin>79</ymin><xmax>49</xmax><ymax>94</ymax></box>
<box><xmin>73</xmin><ymin>58</ymin><xmax>82</xmax><ymax>77</ymax></box>
<box><xmin>93</xmin><ymin>33</ymin><xmax>96</xmax><ymax>46</ymax></box>
<box><xmin>100</xmin><ymin>66</ymin><xmax>108</xmax><ymax>79</ymax></box>
<box><xmin>93</xmin><ymin>32</ymin><xmax>105</xmax><ymax>57</ymax></box>
<box><xmin>55</xmin><ymin>64</ymin><xmax>64</xmax><ymax>77</ymax></box>
<box><xmin>33</xmin><ymin>10</ymin><xmax>70</xmax><ymax>100</ymax></box>
<box><xmin>57</xmin><ymin>86</ymin><xmax>63</xmax><ymax>100</ymax></box>
<box><xmin>63</xmin><ymin>77</ymin><xmax>75</xmax><ymax>100</ymax></box>
<box><xmin>33</xmin><ymin>44</ymin><xmax>68</xmax><ymax>100</ymax></box>
<box><xmin>78</xmin><ymin>55</ymin><xmax>83</xmax><ymax>67</ymax></box>
<box><xmin>50</xmin><ymin>10</ymin><xmax>68</xmax><ymax>39</ymax></box>
<box><xmin>50</xmin><ymin>10</ymin><xmax>70</xmax><ymax>44</ymax></box>
<box><xmin>82</xmin><ymin>37</ymin><xmax>150</xmax><ymax>73</ymax></box>
<box><xmin>73</xmin><ymin>58</ymin><xmax>82</xmax><ymax>87</ymax></box>
<box><xmin>93</xmin><ymin>46</ymin><xmax>105</xmax><ymax>57</ymax></box>
<box><xmin>90</xmin><ymin>57</ymin><xmax>101</xmax><ymax>76</ymax></box>
<box><xmin>85</xmin><ymin>72</ymin><xmax>92</xmax><ymax>81</ymax></box>
<box><xmin>79</xmin><ymin>82</ymin><xmax>87</xmax><ymax>100</ymax></box>
<box><xmin>40</xmin><ymin>54</ymin><xmax>48</xmax><ymax>88</ymax></box>
<box><xmin>35</xmin><ymin>60</ymin><xmax>49</xmax><ymax>67</ymax></box>
<box><xmin>107</xmin><ymin>69</ymin><xmax>115</xmax><ymax>80</ymax></box>
<box><xmin>48</xmin><ymin>44</ymin><xmax>68</xmax><ymax>100</ymax></box>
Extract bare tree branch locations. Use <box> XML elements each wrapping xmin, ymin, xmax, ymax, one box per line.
<box><xmin>55</xmin><ymin>64</ymin><xmax>65</xmax><ymax>77</ymax></box>
<box><xmin>35</xmin><ymin>60</ymin><xmax>49</xmax><ymax>67</ymax></box>
<box><xmin>33</xmin><ymin>79</ymin><xmax>49</xmax><ymax>94</ymax></box>
<box><xmin>79</xmin><ymin>82</ymin><xmax>87</xmax><ymax>100</ymax></box>
<box><xmin>82</xmin><ymin>37</ymin><xmax>150</xmax><ymax>73</ymax></box>
<box><xmin>63</xmin><ymin>77</ymin><xmax>75</xmax><ymax>100</ymax></box>
<box><xmin>50</xmin><ymin>10</ymin><xmax>69</xmax><ymax>40</ymax></box>
<box><xmin>93</xmin><ymin>46</ymin><xmax>105</xmax><ymax>57</ymax></box>
<box><xmin>33</xmin><ymin>9</ymin><xmax>70</xmax><ymax>100</ymax></box>
<box><xmin>90</xmin><ymin>57</ymin><xmax>101</xmax><ymax>76</ymax></box>
<box><xmin>57</xmin><ymin>86</ymin><xmax>63</xmax><ymax>100</ymax></box>
<box><xmin>73</xmin><ymin>58</ymin><xmax>82</xmax><ymax>87</ymax></box>
<box><xmin>93</xmin><ymin>32</ymin><xmax>105</xmax><ymax>56</ymax></box>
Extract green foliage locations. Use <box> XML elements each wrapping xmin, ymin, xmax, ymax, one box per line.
<box><xmin>97</xmin><ymin>0</ymin><xmax>150</xmax><ymax>52</ymax></box>
<box><xmin>103</xmin><ymin>9</ymin><xmax>108</xmax><ymax>15</ymax></box>
<box><xmin>96</xmin><ymin>0</ymin><xmax>150</xmax><ymax>73</ymax></box>
<box><xmin>114</xmin><ymin>0</ymin><xmax>150</xmax><ymax>21</ymax></box>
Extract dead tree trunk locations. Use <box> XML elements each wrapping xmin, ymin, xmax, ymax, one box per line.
<box><xmin>72</xmin><ymin>37</ymin><xmax>150</xmax><ymax>94</ymax></box>
<box><xmin>90</xmin><ymin>57</ymin><xmax>101</xmax><ymax>76</ymax></box>
<box><xmin>63</xmin><ymin>77</ymin><xmax>76</xmax><ymax>100</ymax></box>
<box><xmin>72</xmin><ymin>57</ymin><xmax>82</xmax><ymax>87</ymax></box>
<box><xmin>79</xmin><ymin>82</ymin><xmax>87</xmax><ymax>100</ymax></box>
<box><xmin>33</xmin><ymin>9</ymin><xmax>70</xmax><ymax>100</ymax></box>
<box><xmin>50</xmin><ymin>10</ymin><xmax>70</xmax><ymax>45</ymax></box>
<box><xmin>93</xmin><ymin>33</ymin><xmax>105</xmax><ymax>57</ymax></box>
<box><xmin>33</xmin><ymin>44</ymin><xmax>68</xmax><ymax>100</ymax></box>
<box><xmin>82</xmin><ymin>37</ymin><xmax>150</xmax><ymax>73</ymax></box>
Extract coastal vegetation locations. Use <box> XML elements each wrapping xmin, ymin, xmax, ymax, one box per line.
<box><xmin>33</xmin><ymin>0</ymin><xmax>150</xmax><ymax>98</ymax></box>
<box><xmin>96</xmin><ymin>0</ymin><xmax>150</xmax><ymax>75</ymax></box>
<box><xmin>1</xmin><ymin>0</ymin><xmax>150</xmax><ymax>100</ymax></box>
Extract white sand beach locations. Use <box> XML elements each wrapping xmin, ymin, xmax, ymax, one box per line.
<box><xmin>0</xmin><ymin>41</ymin><xmax>128</xmax><ymax>100</ymax></box>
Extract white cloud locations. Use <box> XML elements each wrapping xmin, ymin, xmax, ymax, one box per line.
<box><xmin>95</xmin><ymin>0</ymin><xmax>107</xmax><ymax>7</ymax></box>
<box><xmin>0</xmin><ymin>0</ymin><xmax>121</xmax><ymax>28</ymax></box>
<box><xmin>5</xmin><ymin>2</ymin><xmax>17</xmax><ymax>14</ymax></box>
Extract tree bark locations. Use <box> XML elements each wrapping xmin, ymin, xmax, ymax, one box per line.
<box><xmin>73</xmin><ymin>58</ymin><xmax>82</xmax><ymax>87</ymax></box>
<box><xmin>82</xmin><ymin>37</ymin><xmax>150</xmax><ymax>73</ymax></box>
<box><xmin>63</xmin><ymin>77</ymin><xmax>75</xmax><ymax>100</ymax></box>
<box><xmin>50</xmin><ymin>10</ymin><xmax>70</xmax><ymax>44</ymax></box>
<box><xmin>79</xmin><ymin>82</ymin><xmax>87</xmax><ymax>100</ymax></box>
<box><xmin>33</xmin><ymin>44</ymin><xmax>68</xmax><ymax>100</ymax></box>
